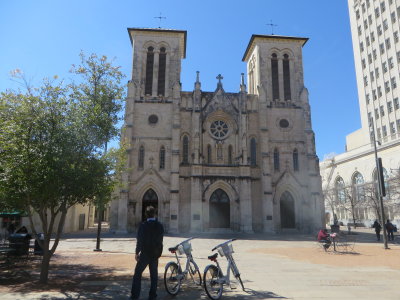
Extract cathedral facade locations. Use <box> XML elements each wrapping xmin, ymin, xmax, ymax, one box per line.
<box><xmin>110</xmin><ymin>28</ymin><xmax>324</xmax><ymax>234</ymax></box>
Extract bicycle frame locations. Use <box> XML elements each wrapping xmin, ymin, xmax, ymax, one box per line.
<box><xmin>168</xmin><ymin>237</ymin><xmax>200</xmax><ymax>281</ymax></box>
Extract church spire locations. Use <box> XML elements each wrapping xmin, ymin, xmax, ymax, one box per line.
<box><xmin>240</xmin><ymin>73</ymin><xmax>246</xmax><ymax>92</ymax></box>
<box><xmin>194</xmin><ymin>71</ymin><xmax>201</xmax><ymax>90</ymax></box>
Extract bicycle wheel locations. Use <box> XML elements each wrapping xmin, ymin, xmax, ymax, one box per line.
<box><xmin>164</xmin><ymin>262</ymin><xmax>181</xmax><ymax>295</ymax></box>
<box><xmin>189</xmin><ymin>260</ymin><xmax>202</xmax><ymax>285</ymax></box>
<box><xmin>203</xmin><ymin>264</ymin><xmax>223</xmax><ymax>300</ymax></box>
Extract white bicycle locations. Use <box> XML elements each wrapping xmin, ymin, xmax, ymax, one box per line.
<box><xmin>164</xmin><ymin>237</ymin><xmax>202</xmax><ymax>295</ymax></box>
<box><xmin>203</xmin><ymin>239</ymin><xmax>245</xmax><ymax>299</ymax></box>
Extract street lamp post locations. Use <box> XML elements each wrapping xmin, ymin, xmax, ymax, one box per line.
<box><xmin>370</xmin><ymin>122</ymin><xmax>389</xmax><ymax>249</ymax></box>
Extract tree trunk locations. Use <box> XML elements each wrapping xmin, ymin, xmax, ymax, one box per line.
<box><xmin>39</xmin><ymin>249</ymin><xmax>52</xmax><ymax>284</ymax></box>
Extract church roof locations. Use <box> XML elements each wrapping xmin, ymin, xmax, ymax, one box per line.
<box><xmin>242</xmin><ymin>34</ymin><xmax>309</xmax><ymax>62</ymax></box>
<box><xmin>127</xmin><ymin>27</ymin><xmax>187</xmax><ymax>58</ymax></box>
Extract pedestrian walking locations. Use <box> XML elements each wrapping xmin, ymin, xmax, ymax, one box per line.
<box><xmin>372</xmin><ymin>220</ymin><xmax>381</xmax><ymax>241</ymax></box>
<box><xmin>131</xmin><ymin>206</ymin><xmax>164</xmax><ymax>300</ymax></box>
<box><xmin>385</xmin><ymin>219</ymin><xmax>395</xmax><ymax>241</ymax></box>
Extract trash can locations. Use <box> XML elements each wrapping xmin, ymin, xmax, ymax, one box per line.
<box><xmin>34</xmin><ymin>233</ymin><xmax>44</xmax><ymax>255</ymax></box>
<box><xmin>8</xmin><ymin>233</ymin><xmax>31</xmax><ymax>256</ymax></box>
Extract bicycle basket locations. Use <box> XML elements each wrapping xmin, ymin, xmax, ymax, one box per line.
<box><xmin>182</xmin><ymin>241</ymin><xmax>192</xmax><ymax>255</ymax></box>
<box><xmin>177</xmin><ymin>244</ymin><xmax>185</xmax><ymax>255</ymax></box>
<box><xmin>217</xmin><ymin>247</ymin><xmax>225</xmax><ymax>257</ymax></box>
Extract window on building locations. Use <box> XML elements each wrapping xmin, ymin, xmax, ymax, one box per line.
<box><xmin>394</xmin><ymin>97</ymin><xmax>399</xmax><ymax>109</ymax></box>
<box><xmin>370</xmin><ymin>71</ymin><xmax>375</xmax><ymax>82</ymax></box>
<box><xmin>375</xmin><ymin>67</ymin><xmax>380</xmax><ymax>78</ymax></box>
<box><xmin>388</xmin><ymin>101</ymin><xmax>393</xmax><ymax>113</ymax></box>
<box><xmin>380</xmin><ymin>105</ymin><xmax>385</xmax><ymax>116</ymax></box>
<box><xmin>379</xmin><ymin>43</ymin><xmax>385</xmax><ymax>54</ymax></box>
<box><xmin>385</xmin><ymin>81</ymin><xmax>390</xmax><ymax>93</ymax></box>
<box><xmin>293</xmin><ymin>149</ymin><xmax>299</xmax><ymax>171</ymax></box>
<box><xmin>395</xmin><ymin>31</ymin><xmax>399</xmax><ymax>43</ymax></box>
<box><xmin>364</xmin><ymin>19</ymin><xmax>368</xmax><ymax>29</ymax></box>
<box><xmin>366</xmin><ymin>36</ymin><xmax>371</xmax><ymax>46</ymax></box>
<box><xmin>366</xmin><ymin>93</ymin><xmax>370</xmax><ymax>104</ymax></box>
<box><xmin>356</xmin><ymin>10</ymin><xmax>360</xmax><ymax>19</ymax></box>
<box><xmin>378</xmin><ymin>86</ymin><xmax>383</xmax><ymax>97</ymax></box>
<box><xmin>377</xmin><ymin>128</ymin><xmax>382</xmax><ymax>139</ymax></box>
<box><xmin>207</xmin><ymin>144</ymin><xmax>212</xmax><ymax>164</ymax></box>
<box><xmin>391</xmin><ymin>77</ymin><xmax>397</xmax><ymax>89</ymax></box>
<box><xmin>392</xmin><ymin>12</ymin><xmax>397</xmax><ymax>23</ymax></box>
<box><xmin>273</xmin><ymin>148</ymin><xmax>280</xmax><ymax>171</ymax></box>
<box><xmin>385</xmin><ymin>38</ymin><xmax>391</xmax><ymax>50</ymax></box>
<box><xmin>371</xmin><ymin>31</ymin><xmax>375</xmax><ymax>42</ymax></box>
<box><xmin>362</xmin><ymin>59</ymin><xmax>366</xmax><ymax>69</ymax></box>
<box><xmin>364</xmin><ymin>76</ymin><xmax>368</xmax><ymax>86</ymax></box>
<box><xmin>388</xmin><ymin>57</ymin><xmax>394</xmax><ymax>69</ymax></box>
<box><xmin>382</xmin><ymin>61</ymin><xmax>388</xmax><ymax>73</ymax></box>
<box><xmin>373</xmin><ymin>49</ymin><xmax>377</xmax><ymax>60</ymax></box>
<box><xmin>139</xmin><ymin>145</ymin><xmax>145</xmax><ymax>169</ymax></box>
<box><xmin>335</xmin><ymin>177</ymin><xmax>346</xmax><ymax>203</ymax></box>
<box><xmin>381</xmin><ymin>1</ymin><xmax>386</xmax><ymax>12</ymax></box>
<box><xmin>368</xmin><ymin>14</ymin><xmax>373</xmax><ymax>25</ymax></box>
<box><xmin>159</xmin><ymin>146</ymin><xmax>165</xmax><ymax>169</ymax></box>
<box><xmin>375</xmin><ymin>7</ymin><xmax>380</xmax><ymax>17</ymax></box>
<box><xmin>367</xmin><ymin>0</ymin><xmax>370</xmax><ymax>8</ymax></box>
<box><xmin>390</xmin><ymin>122</ymin><xmax>396</xmax><ymax>134</ymax></box>
<box><xmin>283</xmin><ymin>54</ymin><xmax>291</xmax><ymax>100</ymax></box>
<box><xmin>228</xmin><ymin>145</ymin><xmax>233</xmax><ymax>165</ymax></box>
<box><xmin>375</xmin><ymin>108</ymin><xmax>380</xmax><ymax>119</ymax></box>
<box><xmin>182</xmin><ymin>135</ymin><xmax>189</xmax><ymax>164</ymax></box>
<box><xmin>373</xmin><ymin>89</ymin><xmax>377</xmax><ymax>100</ymax></box>
<box><xmin>383</xmin><ymin>125</ymin><xmax>387</xmax><ymax>137</ymax></box>
<box><xmin>368</xmin><ymin>112</ymin><xmax>372</xmax><ymax>125</ymax></box>
<box><xmin>368</xmin><ymin>53</ymin><xmax>373</xmax><ymax>63</ymax></box>
<box><xmin>145</xmin><ymin>46</ymin><xmax>154</xmax><ymax>95</ymax></box>
<box><xmin>383</xmin><ymin>19</ymin><xmax>388</xmax><ymax>30</ymax></box>
<box><xmin>360</xmin><ymin>42</ymin><xmax>365</xmax><ymax>52</ymax></box>
<box><xmin>397</xmin><ymin>119</ymin><xmax>400</xmax><ymax>130</ymax></box>
<box><xmin>358</xmin><ymin>25</ymin><xmax>362</xmax><ymax>35</ymax></box>
<box><xmin>250</xmin><ymin>138</ymin><xmax>257</xmax><ymax>166</ymax></box>
<box><xmin>352</xmin><ymin>172</ymin><xmax>365</xmax><ymax>202</ymax></box>
<box><xmin>397</xmin><ymin>51</ymin><xmax>400</xmax><ymax>62</ymax></box>
<box><xmin>378</xmin><ymin>25</ymin><xmax>383</xmax><ymax>35</ymax></box>
<box><xmin>271</xmin><ymin>53</ymin><xmax>279</xmax><ymax>100</ymax></box>
<box><xmin>157</xmin><ymin>47</ymin><xmax>166</xmax><ymax>96</ymax></box>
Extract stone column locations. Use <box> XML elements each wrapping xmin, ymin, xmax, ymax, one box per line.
<box><xmin>190</xmin><ymin>168</ymin><xmax>202</xmax><ymax>232</ymax></box>
<box><xmin>239</xmin><ymin>167</ymin><xmax>253</xmax><ymax>233</ymax></box>
<box><xmin>117</xmin><ymin>191</ymin><xmax>128</xmax><ymax>233</ymax></box>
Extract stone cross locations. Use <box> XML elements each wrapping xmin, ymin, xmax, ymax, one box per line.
<box><xmin>216</xmin><ymin>74</ymin><xmax>223</xmax><ymax>88</ymax></box>
<box><xmin>266</xmin><ymin>20</ymin><xmax>278</xmax><ymax>35</ymax></box>
<box><xmin>154</xmin><ymin>13</ymin><xmax>166</xmax><ymax>28</ymax></box>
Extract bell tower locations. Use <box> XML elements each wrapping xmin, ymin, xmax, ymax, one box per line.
<box><xmin>127</xmin><ymin>28</ymin><xmax>187</xmax><ymax>99</ymax></box>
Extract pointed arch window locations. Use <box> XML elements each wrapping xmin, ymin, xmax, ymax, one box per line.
<box><xmin>352</xmin><ymin>172</ymin><xmax>365</xmax><ymax>201</ymax></box>
<box><xmin>207</xmin><ymin>144</ymin><xmax>212</xmax><ymax>164</ymax></box>
<box><xmin>283</xmin><ymin>54</ymin><xmax>291</xmax><ymax>100</ymax></box>
<box><xmin>293</xmin><ymin>148</ymin><xmax>299</xmax><ymax>171</ymax></box>
<box><xmin>182</xmin><ymin>135</ymin><xmax>189</xmax><ymax>164</ymax></box>
<box><xmin>157</xmin><ymin>47</ymin><xmax>166</xmax><ymax>96</ymax></box>
<box><xmin>271</xmin><ymin>53</ymin><xmax>279</xmax><ymax>100</ymax></box>
<box><xmin>335</xmin><ymin>177</ymin><xmax>346</xmax><ymax>203</ymax></box>
<box><xmin>159</xmin><ymin>146</ymin><xmax>165</xmax><ymax>169</ymax></box>
<box><xmin>139</xmin><ymin>145</ymin><xmax>145</xmax><ymax>169</ymax></box>
<box><xmin>273</xmin><ymin>148</ymin><xmax>280</xmax><ymax>171</ymax></box>
<box><xmin>250</xmin><ymin>138</ymin><xmax>257</xmax><ymax>166</ymax></box>
<box><xmin>145</xmin><ymin>46</ymin><xmax>154</xmax><ymax>95</ymax></box>
<box><xmin>228</xmin><ymin>145</ymin><xmax>233</xmax><ymax>165</ymax></box>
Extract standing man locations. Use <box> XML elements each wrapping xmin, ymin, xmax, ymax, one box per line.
<box><xmin>372</xmin><ymin>220</ymin><xmax>382</xmax><ymax>241</ymax></box>
<box><xmin>385</xmin><ymin>219</ymin><xmax>394</xmax><ymax>241</ymax></box>
<box><xmin>131</xmin><ymin>206</ymin><xmax>164</xmax><ymax>300</ymax></box>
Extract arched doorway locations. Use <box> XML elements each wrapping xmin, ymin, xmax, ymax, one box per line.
<box><xmin>142</xmin><ymin>189</ymin><xmax>158</xmax><ymax>221</ymax></box>
<box><xmin>280</xmin><ymin>191</ymin><xmax>295</xmax><ymax>228</ymax></box>
<box><xmin>209</xmin><ymin>189</ymin><xmax>230</xmax><ymax>228</ymax></box>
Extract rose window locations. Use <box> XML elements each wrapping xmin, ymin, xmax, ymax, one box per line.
<box><xmin>210</xmin><ymin>120</ymin><xmax>228</xmax><ymax>139</ymax></box>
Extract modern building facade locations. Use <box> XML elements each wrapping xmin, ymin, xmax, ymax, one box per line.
<box><xmin>320</xmin><ymin>0</ymin><xmax>400</xmax><ymax>227</ymax></box>
<box><xmin>110</xmin><ymin>28</ymin><xmax>324</xmax><ymax>234</ymax></box>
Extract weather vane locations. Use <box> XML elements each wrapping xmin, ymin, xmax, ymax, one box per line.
<box><xmin>154</xmin><ymin>13</ymin><xmax>166</xmax><ymax>28</ymax></box>
<box><xmin>266</xmin><ymin>20</ymin><xmax>278</xmax><ymax>35</ymax></box>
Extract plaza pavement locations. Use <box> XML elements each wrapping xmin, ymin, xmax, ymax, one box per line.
<box><xmin>1</xmin><ymin>228</ymin><xmax>399</xmax><ymax>300</ymax></box>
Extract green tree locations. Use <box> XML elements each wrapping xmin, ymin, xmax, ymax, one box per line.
<box><xmin>70</xmin><ymin>52</ymin><xmax>125</xmax><ymax>250</ymax></box>
<box><xmin>0</xmin><ymin>69</ymin><xmax>123</xmax><ymax>283</ymax></box>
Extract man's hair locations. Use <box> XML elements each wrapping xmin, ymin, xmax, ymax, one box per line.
<box><xmin>145</xmin><ymin>206</ymin><xmax>156</xmax><ymax>218</ymax></box>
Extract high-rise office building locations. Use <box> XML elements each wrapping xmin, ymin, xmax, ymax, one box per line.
<box><xmin>320</xmin><ymin>0</ymin><xmax>400</xmax><ymax>226</ymax></box>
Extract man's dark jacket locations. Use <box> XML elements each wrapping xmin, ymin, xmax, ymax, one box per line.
<box><xmin>136</xmin><ymin>219</ymin><xmax>164</xmax><ymax>259</ymax></box>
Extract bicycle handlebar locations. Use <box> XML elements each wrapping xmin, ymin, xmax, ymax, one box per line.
<box><xmin>212</xmin><ymin>238</ymin><xmax>237</xmax><ymax>251</ymax></box>
<box><xmin>174</xmin><ymin>237</ymin><xmax>195</xmax><ymax>248</ymax></box>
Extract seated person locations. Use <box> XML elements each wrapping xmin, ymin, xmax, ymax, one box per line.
<box><xmin>317</xmin><ymin>229</ymin><xmax>332</xmax><ymax>249</ymax></box>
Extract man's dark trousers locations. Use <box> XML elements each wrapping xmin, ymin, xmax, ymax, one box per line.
<box><xmin>131</xmin><ymin>253</ymin><xmax>158</xmax><ymax>299</ymax></box>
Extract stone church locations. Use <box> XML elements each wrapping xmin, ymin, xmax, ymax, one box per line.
<box><xmin>110</xmin><ymin>28</ymin><xmax>324</xmax><ymax>234</ymax></box>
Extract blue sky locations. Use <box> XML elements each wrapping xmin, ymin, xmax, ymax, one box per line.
<box><xmin>0</xmin><ymin>0</ymin><xmax>359</xmax><ymax>160</ymax></box>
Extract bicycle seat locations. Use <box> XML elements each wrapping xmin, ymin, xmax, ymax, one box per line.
<box><xmin>168</xmin><ymin>246</ymin><xmax>178</xmax><ymax>252</ymax></box>
<box><xmin>208</xmin><ymin>253</ymin><xmax>218</xmax><ymax>260</ymax></box>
